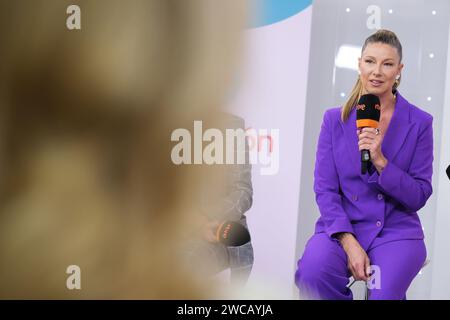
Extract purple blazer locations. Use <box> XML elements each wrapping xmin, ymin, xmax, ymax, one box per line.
<box><xmin>314</xmin><ymin>91</ymin><xmax>433</xmax><ymax>251</ymax></box>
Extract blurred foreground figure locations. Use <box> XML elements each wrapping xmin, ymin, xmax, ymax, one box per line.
<box><xmin>0</xmin><ymin>0</ymin><xmax>247</xmax><ymax>299</ymax></box>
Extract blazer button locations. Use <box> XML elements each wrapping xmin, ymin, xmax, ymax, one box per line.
<box><xmin>376</xmin><ymin>220</ymin><xmax>382</xmax><ymax>227</ymax></box>
<box><xmin>352</xmin><ymin>195</ymin><xmax>358</xmax><ymax>201</ymax></box>
<box><xmin>377</xmin><ymin>193</ymin><xmax>384</xmax><ymax>200</ymax></box>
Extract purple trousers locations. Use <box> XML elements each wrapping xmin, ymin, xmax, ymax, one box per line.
<box><xmin>295</xmin><ymin>233</ymin><xmax>426</xmax><ymax>300</ymax></box>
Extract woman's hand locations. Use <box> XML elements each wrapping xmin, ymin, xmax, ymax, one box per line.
<box><xmin>357</xmin><ymin>127</ymin><xmax>388</xmax><ymax>173</ymax></box>
<box><xmin>338</xmin><ymin>233</ymin><xmax>371</xmax><ymax>281</ymax></box>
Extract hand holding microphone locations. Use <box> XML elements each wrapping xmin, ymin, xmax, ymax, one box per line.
<box><xmin>203</xmin><ymin>219</ymin><xmax>251</xmax><ymax>247</ymax></box>
<box><xmin>356</xmin><ymin>94</ymin><xmax>387</xmax><ymax>174</ymax></box>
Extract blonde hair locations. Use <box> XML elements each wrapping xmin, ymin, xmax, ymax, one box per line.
<box><xmin>341</xmin><ymin>29</ymin><xmax>403</xmax><ymax>122</ymax></box>
<box><xmin>0</xmin><ymin>0</ymin><xmax>247</xmax><ymax>299</ymax></box>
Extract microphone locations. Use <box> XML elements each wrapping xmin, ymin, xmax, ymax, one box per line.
<box><xmin>356</xmin><ymin>94</ymin><xmax>381</xmax><ymax>174</ymax></box>
<box><xmin>446</xmin><ymin>164</ymin><xmax>450</xmax><ymax>180</ymax></box>
<box><xmin>215</xmin><ymin>221</ymin><xmax>251</xmax><ymax>247</ymax></box>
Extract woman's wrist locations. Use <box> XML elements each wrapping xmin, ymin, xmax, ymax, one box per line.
<box><xmin>335</xmin><ymin>232</ymin><xmax>356</xmax><ymax>250</ymax></box>
<box><xmin>374</xmin><ymin>157</ymin><xmax>388</xmax><ymax>174</ymax></box>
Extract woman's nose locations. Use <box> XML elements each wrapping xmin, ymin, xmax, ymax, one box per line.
<box><xmin>372</xmin><ymin>63</ymin><xmax>383</xmax><ymax>76</ymax></box>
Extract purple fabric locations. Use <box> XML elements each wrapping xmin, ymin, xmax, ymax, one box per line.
<box><xmin>312</xmin><ymin>91</ymin><xmax>433</xmax><ymax>250</ymax></box>
<box><xmin>295</xmin><ymin>233</ymin><xmax>426</xmax><ymax>300</ymax></box>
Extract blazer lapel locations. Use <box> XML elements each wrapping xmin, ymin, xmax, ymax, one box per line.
<box><xmin>340</xmin><ymin>91</ymin><xmax>413</xmax><ymax>183</ymax></box>
<box><xmin>381</xmin><ymin>92</ymin><xmax>414</xmax><ymax>163</ymax></box>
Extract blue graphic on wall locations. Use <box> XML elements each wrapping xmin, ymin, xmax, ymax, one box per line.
<box><xmin>250</xmin><ymin>0</ymin><xmax>312</xmax><ymax>28</ymax></box>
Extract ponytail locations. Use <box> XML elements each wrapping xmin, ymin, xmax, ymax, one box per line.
<box><xmin>341</xmin><ymin>77</ymin><xmax>363</xmax><ymax>122</ymax></box>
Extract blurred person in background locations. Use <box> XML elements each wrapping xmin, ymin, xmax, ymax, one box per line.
<box><xmin>0</xmin><ymin>0</ymin><xmax>247</xmax><ymax>299</ymax></box>
<box><xmin>185</xmin><ymin>113</ymin><xmax>254</xmax><ymax>286</ymax></box>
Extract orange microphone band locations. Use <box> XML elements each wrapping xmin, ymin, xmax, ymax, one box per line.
<box><xmin>216</xmin><ymin>221</ymin><xmax>227</xmax><ymax>242</ymax></box>
<box><xmin>357</xmin><ymin>119</ymin><xmax>379</xmax><ymax>129</ymax></box>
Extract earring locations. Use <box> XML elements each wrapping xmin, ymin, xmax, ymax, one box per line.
<box><xmin>394</xmin><ymin>75</ymin><xmax>400</xmax><ymax>89</ymax></box>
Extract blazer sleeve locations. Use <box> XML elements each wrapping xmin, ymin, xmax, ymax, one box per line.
<box><xmin>368</xmin><ymin>115</ymin><xmax>433</xmax><ymax>212</ymax></box>
<box><xmin>314</xmin><ymin>110</ymin><xmax>355</xmax><ymax>238</ymax></box>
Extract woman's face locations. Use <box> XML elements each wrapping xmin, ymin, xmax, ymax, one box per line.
<box><xmin>358</xmin><ymin>42</ymin><xmax>403</xmax><ymax>97</ymax></box>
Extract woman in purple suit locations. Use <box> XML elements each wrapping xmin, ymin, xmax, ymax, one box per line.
<box><xmin>295</xmin><ymin>29</ymin><xmax>433</xmax><ymax>300</ymax></box>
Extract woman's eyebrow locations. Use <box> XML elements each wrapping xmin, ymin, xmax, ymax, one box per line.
<box><xmin>364</xmin><ymin>55</ymin><xmax>395</xmax><ymax>61</ymax></box>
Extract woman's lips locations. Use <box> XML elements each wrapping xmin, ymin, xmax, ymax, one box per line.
<box><xmin>370</xmin><ymin>80</ymin><xmax>384</xmax><ymax>87</ymax></box>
